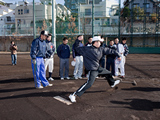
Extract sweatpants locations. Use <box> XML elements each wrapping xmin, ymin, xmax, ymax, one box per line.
<box><xmin>73</xmin><ymin>67</ymin><xmax>115</xmax><ymax>97</ymax></box>
<box><xmin>73</xmin><ymin>56</ymin><xmax>83</xmax><ymax>78</ymax></box>
<box><xmin>45</xmin><ymin>57</ymin><xmax>54</xmax><ymax>73</ymax></box>
<box><xmin>31</xmin><ymin>57</ymin><xmax>49</xmax><ymax>88</ymax></box>
<box><xmin>60</xmin><ymin>58</ymin><xmax>69</xmax><ymax>78</ymax></box>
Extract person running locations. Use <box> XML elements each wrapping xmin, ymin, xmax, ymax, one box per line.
<box><xmin>57</xmin><ymin>37</ymin><xmax>70</xmax><ymax>80</ymax></box>
<box><xmin>45</xmin><ymin>33</ymin><xmax>55</xmax><ymax>81</ymax></box>
<box><xmin>30</xmin><ymin>30</ymin><xmax>53</xmax><ymax>89</ymax></box>
<box><xmin>69</xmin><ymin>36</ymin><xmax>121</xmax><ymax>103</ymax></box>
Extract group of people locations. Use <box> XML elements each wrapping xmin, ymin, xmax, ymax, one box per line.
<box><xmin>29</xmin><ymin>30</ymin><xmax>129</xmax><ymax>102</ymax></box>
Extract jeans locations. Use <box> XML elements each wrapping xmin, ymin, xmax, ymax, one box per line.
<box><xmin>60</xmin><ymin>58</ymin><xmax>69</xmax><ymax>78</ymax></box>
<box><xmin>106</xmin><ymin>57</ymin><xmax>115</xmax><ymax>76</ymax></box>
<box><xmin>99</xmin><ymin>58</ymin><xmax>105</xmax><ymax>68</ymax></box>
<box><xmin>11</xmin><ymin>54</ymin><xmax>17</xmax><ymax>65</ymax></box>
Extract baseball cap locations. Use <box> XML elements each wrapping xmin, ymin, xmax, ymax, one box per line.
<box><xmin>41</xmin><ymin>30</ymin><xmax>48</xmax><ymax>36</ymax></box>
<box><xmin>92</xmin><ymin>36</ymin><xmax>103</xmax><ymax>42</ymax></box>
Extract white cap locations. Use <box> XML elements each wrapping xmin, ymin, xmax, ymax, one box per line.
<box><xmin>92</xmin><ymin>36</ymin><xmax>103</xmax><ymax>42</ymax></box>
<box><xmin>71</xmin><ymin>61</ymin><xmax>76</xmax><ymax>66</ymax></box>
<box><xmin>44</xmin><ymin>31</ymin><xmax>48</xmax><ymax>36</ymax></box>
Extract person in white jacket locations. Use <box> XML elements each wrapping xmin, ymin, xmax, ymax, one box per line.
<box><xmin>113</xmin><ymin>38</ymin><xmax>125</xmax><ymax>78</ymax></box>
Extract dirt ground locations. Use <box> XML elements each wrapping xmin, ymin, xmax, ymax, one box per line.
<box><xmin>0</xmin><ymin>53</ymin><xmax>160</xmax><ymax>120</ymax></box>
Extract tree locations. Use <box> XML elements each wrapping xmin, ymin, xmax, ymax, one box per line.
<box><xmin>133</xmin><ymin>6</ymin><xmax>144</xmax><ymax>20</ymax></box>
<box><xmin>123</xmin><ymin>7</ymin><xmax>130</xmax><ymax>18</ymax></box>
<box><xmin>151</xmin><ymin>13</ymin><xmax>157</xmax><ymax>23</ymax></box>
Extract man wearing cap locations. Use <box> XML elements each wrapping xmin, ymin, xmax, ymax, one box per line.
<box><xmin>69</xmin><ymin>36</ymin><xmax>122</xmax><ymax>102</ymax></box>
<box><xmin>30</xmin><ymin>30</ymin><xmax>53</xmax><ymax>89</ymax></box>
<box><xmin>45</xmin><ymin>33</ymin><xmax>55</xmax><ymax>81</ymax></box>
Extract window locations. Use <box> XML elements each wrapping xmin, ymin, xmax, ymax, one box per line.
<box><xmin>21</xmin><ymin>9</ymin><xmax>23</xmax><ymax>14</ymax></box>
<box><xmin>144</xmin><ymin>3</ymin><xmax>150</xmax><ymax>8</ymax></box>
<box><xmin>24</xmin><ymin>9</ymin><xmax>29</xmax><ymax>14</ymax></box>
<box><xmin>85</xmin><ymin>9</ymin><xmax>91</xmax><ymax>16</ymax></box>
<box><xmin>89</xmin><ymin>0</ymin><xmax>92</xmax><ymax>4</ymax></box>
<box><xmin>6</xmin><ymin>16</ymin><xmax>11</xmax><ymax>21</ymax></box>
<box><xmin>133</xmin><ymin>3</ymin><xmax>140</xmax><ymax>8</ymax></box>
<box><xmin>112</xmin><ymin>19</ymin><xmax>118</xmax><ymax>25</ymax></box>
<box><xmin>18</xmin><ymin>9</ymin><xmax>20</xmax><ymax>15</ymax></box>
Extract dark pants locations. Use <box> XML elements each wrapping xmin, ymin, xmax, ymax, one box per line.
<box><xmin>100</xmin><ymin>58</ymin><xmax>105</xmax><ymax>68</ymax></box>
<box><xmin>74</xmin><ymin>67</ymin><xmax>115</xmax><ymax>97</ymax></box>
<box><xmin>106</xmin><ymin>57</ymin><xmax>115</xmax><ymax>76</ymax></box>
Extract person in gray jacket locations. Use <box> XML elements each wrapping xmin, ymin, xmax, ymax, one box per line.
<box><xmin>45</xmin><ymin>33</ymin><xmax>55</xmax><ymax>81</ymax></box>
<box><xmin>69</xmin><ymin>36</ymin><xmax>122</xmax><ymax>102</ymax></box>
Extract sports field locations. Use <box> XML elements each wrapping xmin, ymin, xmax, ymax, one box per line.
<box><xmin>0</xmin><ymin>53</ymin><xmax>160</xmax><ymax>120</ymax></box>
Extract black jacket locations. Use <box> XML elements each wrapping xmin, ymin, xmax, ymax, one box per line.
<box><xmin>107</xmin><ymin>45</ymin><xmax>117</xmax><ymax>59</ymax></box>
<box><xmin>75</xmin><ymin>45</ymin><xmax>121</xmax><ymax>71</ymax></box>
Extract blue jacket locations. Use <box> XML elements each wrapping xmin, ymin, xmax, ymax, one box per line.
<box><xmin>45</xmin><ymin>40</ymin><xmax>55</xmax><ymax>58</ymax></box>
<box><xmin>30</xmin><ymin>37</ymin><xmax>47</xmax><ymax>59</ymax></box>
<box><xmin>72</xmin><ymin>39</ymin><xmax>83</xmax><ymax>58</ymax></box>
<box><xmin>57</xmin><ymin>44</ymin><xmax>70</xmax><ymax>59</ymax></box>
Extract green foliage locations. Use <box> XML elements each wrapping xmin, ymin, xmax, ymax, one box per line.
<box><xmin>133</xmin><ymin>6</ymin><xmax>144</xmax><ymax>20</ymax></box>
<box><xmin>123</xmin><ymin>7</ymin><xmax>130</xmax><ymax>18</ymax></box>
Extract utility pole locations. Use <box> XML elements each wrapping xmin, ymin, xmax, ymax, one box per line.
<box><xmin>92</xmin><ymin>0</ymin><xmax>94</xmax><ymax>37</ymax></box>
<box><xmin>78</xmin><ymin>0</ymin><xmax>80</xmax><ymax>34</ymax></box>
<box><xmin>52</xmin><ymin>0</ymin><xmax>56</xmax><ymax>49</ymax></box>
<box><xmin>118</xmin><ymin>0</ymin><xmax>121</xmax><ymax>40</ymax></box>
<box><xmin>33</xmin><ymin>0</ymin><xmax>36</xmax><ymax>38</ymax></box>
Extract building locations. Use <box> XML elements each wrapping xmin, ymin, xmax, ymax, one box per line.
<box><xmin>56</xmin><ymin>4</ymin><xmax>71</xmax><ymax>20</ymax></box>
<box><xmin>123</xmin><ymin>0</ymin><xmax>157</xmax><ymax>15</ymax></box>
<box><xmin>0</xmin><ymin>4</ymin><xmax>15</xmax><ymax>35</ymax></box>
<box><xmin>64</xmin><ymin>0</ymin><xmax>102</xmax><ymax>13</ymax></box>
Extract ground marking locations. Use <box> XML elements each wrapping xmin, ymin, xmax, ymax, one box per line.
<box><xmin>53</xmin><ymin>96</ymin><xmax>72</xmax><ymax>105</ymax></box>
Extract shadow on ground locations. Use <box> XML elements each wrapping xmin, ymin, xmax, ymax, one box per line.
<box><xmin>110</xmin><ymin>99</ymin><xmax>160</xmax><ymax>111</ymax></box>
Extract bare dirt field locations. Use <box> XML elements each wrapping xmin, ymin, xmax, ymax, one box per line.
<box><xmin>0</xmin><ymin>53</ymin><xmax>160</xmax><ymax>120</ymax></box>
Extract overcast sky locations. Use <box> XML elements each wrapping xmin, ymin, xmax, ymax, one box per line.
<box><xmin>3</xmin><ymin>0</ymin><xmax>124</xmax><ymax>6</ymax></box>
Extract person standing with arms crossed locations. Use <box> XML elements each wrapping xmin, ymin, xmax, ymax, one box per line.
<box><xmin>57</xmin><ymin>37</ymin><xmax>70</xmax><ymax>80</ymax></box>
<box><xmin>45</xmin><ymin>33</ymin><xmax>55</xmax><ymax>81</ymax></box>
<box><xmin>30</xmin><ymin>31</ymin><xmax>53</xmax><ymax>89</ymax></box>
<box><xmin>10</xmin><ymin>41</ymin><xmax>18</xmax><ymax>65</ymax></box>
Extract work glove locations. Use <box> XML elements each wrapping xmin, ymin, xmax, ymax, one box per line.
<box><xmin>32</xmin><ymin>59</ymin><xmax>36</xmax><ymax>64</ymax></box>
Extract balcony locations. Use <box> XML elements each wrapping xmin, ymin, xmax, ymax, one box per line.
<box><xmin>4</xmin><ymin>18</ymin><xmax>15</xmax><ymax>24</ymax></box>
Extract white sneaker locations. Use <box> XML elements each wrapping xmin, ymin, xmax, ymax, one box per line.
<box><xmin>111</xmin><ymin>80</ymin><xmax>120</xmax><ymax>88</ymax></box>
<box><xmin>78</xmin><ymin>77</ymin><xmax>82</xmax><ymax>79</ymax></box>
<box><xmin>48</xmin><ymin>77</ymin><xmax>54</xmax><ymax>81</ymax></box>
<box><xmin>61</xmin><ymin>78</ymin><xmax>64</xmax><ymax>80</ymax></box>
<box><xmin>69</xmin><ymin>94</ymin><xmax>76</xmax><ymax>103</ymax></box>
<box><xmin>48</xmin><ymin>84</ymin><xmax>53</xmax><ymax>86</ymax></box>
<box><xmin>96</xmin><ymin>76</ymin><xmax>99</xmax><ymax>78</ymax></box>
<box><xmin>74</xmin><ymin>77</ymin><xmax>78</xmax><ymax>80</ymax></box>
<box><xmin>36</xmin><ymin>86</ymin><xmax>43</xmax><ymax>89</ymax></box>
<box><xmin>66</xmin><ymin>77</ymin><xmax>70</xmax><ymax>80</ymax></box>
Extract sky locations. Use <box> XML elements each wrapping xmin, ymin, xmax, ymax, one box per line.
<box><xmin>2</xmin><ymin>0</ymin><xmax>124</xmax><ymax>6</ymax></box>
